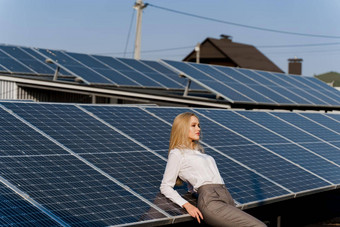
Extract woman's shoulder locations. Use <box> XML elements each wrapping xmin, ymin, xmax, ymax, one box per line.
<box><xmin>169</xmin><ymin>148</ymin><xmax>182</xmax><ymax>155</ymax></box>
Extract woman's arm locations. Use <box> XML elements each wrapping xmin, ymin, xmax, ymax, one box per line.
<box><xmin>160</xmin><ymin>150</ymin><xmax>188</xmax><ymax>207</ymax></box>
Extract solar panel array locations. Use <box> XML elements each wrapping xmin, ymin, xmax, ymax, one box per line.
<box><xmin>0</xmin><ymin>44</ymin><xmax>204</xmax><ymax>90</ymax></box>
<box><xmin>0</xmin><ymin>101</ymin><xmax>339</xmax><ymax>226</ymax></box>
<box><xmin>162</xmin><ymin>60</ymin><xmax>340</xmax><ymax>107</ymax></box>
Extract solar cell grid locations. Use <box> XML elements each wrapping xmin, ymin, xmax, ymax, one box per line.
<box><xmin>35</xmin><ymin>49</ymin><xmax>112</xmax><ymax>84</ymax></box>
<box><xmin>80</xmin><ymin>151</ymin><xmax>192</xmax><ymax>216</ymax></box>
<box><xmin>0</xmin><ymin>155</ymin><xmax>164</xmax><ymax>226</ymax></box>
<box><xmin>0</xmin><ymin>49</ymin><xmax>35</xmax><ymax>73</ymax></box>
<box><xmin>299</xmin><ymin>112</ymin><xmax>340</xmax><ymax>134</ymax></box>
<box><xmin>0</xmin><ymin>183</ymin><xmax>60</xmax><ymax>226</ymax></box>
<box><xmin>263</xmin><ymin>144</ymin><xmax>340</xmax><ymax>184</ymax></box>
<box><xmin>270</xmin><ymin>73</ymin><xmax>330</xmax><ymax>106</ymax></box>
<box><xmin>20</xmin><ymin>47</ymin><xmax>70</xmax><ymax>76</ymax></box>
<box><xmin>118</xmin><ymin>58</ymin><xmax>182</xmax><ymax>89</ymax></box>
<box><xmin>212</xmin><ymin>145</ymin><xmax>330</xmax><ymax>192</ymax></box>
<box><xmin>82</xmin><ymin>105</ymin><xmax>171</xmax><ymax>156</ymax></box>
<box><xmin>0</xmin><ymin>106</ymin><xmax>68</xmax><ymax>156</ymax></box>
<box><xmin>298</xmin><ymin>142</ymin><xmax>340</xmax><ymax>165</ymax></box>
<box><xmin>285</xmin><ymin>75</ymin><xmax>340</xmax><ymax>106</ymax></box>
<box><xmin>238</xmin><ymin>111</ymin><xmax>319</xmax><ymax>143</ymax></box>
<box><xmin>142</xmin><ymin>60</ymin><xmax>188</xmax><ymax>88</ymax></box>
<box><xmin>195</xmin><ymin>109</ymin><xmax>288</xmax><ymax>145</ymax></box>
<box><xmin>0</xmin><ymin>45</ymin><xmax>54</xmax><ymax>75</ymax></box>
<box><xmin>65</xmin><ymin>52</ymin><xmax>139</xmax><ymax>86</ymax></box>
<box><xmin>91</xmin><ymin>56</ymin><xmax>162</xmax><ymax>87</ymax></box>
<box><xmin>2</xmin><ymin>103</ymin><xmax>144</xmax><ymax>154</ymax></box>
<box><xmin>326</xmin><ymin>113</ymin><xmax>340</xmax><ymax>123</ymax></box>
<box><xmin>272</xmin><ymin>112</ymin><xmax>340</xmax><ymax>142</ymax></box>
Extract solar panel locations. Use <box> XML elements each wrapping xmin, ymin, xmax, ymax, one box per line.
<box><xmin>33</xmin><ymin>48</ymin><xmax>113</xmax><ymax>84</ymax></box>
<box><xmin>1</xmin><ymin>101</ymin><xmax>340</xmax><ymax>226</ymax></box>
<box><xmin>0</xmin><ymin>48</ymin><xmax>35</xmax><ymax>74</ymax></box>
<box><xmin>298</xmin><ymin>112</ymin><xmax>340</xmax><ymax>134</ymax></box>
<box><xmin>0</xmin><ymin>183</ymin><xmax>60</xmax><ymax>226</ymax></box>
<box><xmin>0</xmin><ymin>45</ymin><xmax>55</xmax><ymax>75</ymax></box>
<box><xmin>162</xmin><ymin>60</ymin><xmax>340</xmax><ymax>107</ymax></box>
<box><xmin>64</xmin><ymin>52</ymin><xmax>139</xmax><ymax>86</ymax></box>
<box><xmin>89</xmin><ymin>55</ymin><xmax>163</xmax><ymax>87</ymax></box>
<box><xmin>271</xmin><ymin>112</ymin><xmax>340</xmax><ymax>142</ymax></box>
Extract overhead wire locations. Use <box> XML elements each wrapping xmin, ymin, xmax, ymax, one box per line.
<box><xmin>147</xmin><ymin>3</ymin><xmax>340</xmax><ymax>39</ymax></box>
<box><xmin>124</xmin><ymin>8</ymin><xmax>136</xmax><ymax>58</ymax></box>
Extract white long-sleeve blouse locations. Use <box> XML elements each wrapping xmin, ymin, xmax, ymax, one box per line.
<box><xmin>160</xmin><ymin>148</ymin><xmax>224</xmax><ymax>207</ymax></box>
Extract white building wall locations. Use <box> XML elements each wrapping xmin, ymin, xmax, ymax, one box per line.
<box><xmin>0</xmin><ymin>80</ymin><xmax>18</xmax><ymax>100</ymax></box>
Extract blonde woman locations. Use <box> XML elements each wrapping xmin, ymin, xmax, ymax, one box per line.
<box><xmin>160</xmin><ymin>112</ymin><xmax>266</xmax><ymax>227</ymax></box>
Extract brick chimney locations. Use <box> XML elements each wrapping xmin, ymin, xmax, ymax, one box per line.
<box><xmin>288</xmin><ymin>57</ymin><xmax>303</xmax><ymax>75</ymax></box>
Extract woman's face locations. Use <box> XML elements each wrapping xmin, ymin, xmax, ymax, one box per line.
<box><xmin>188</xmin><ymin>116</ymin><xmax>200</xmax><ymax>141</ymax></box>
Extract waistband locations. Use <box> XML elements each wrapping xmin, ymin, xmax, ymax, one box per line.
<box><xmin>197</xmin><ymin>184</ymin><xmax>225</xmax><ymax>194</ymax></box>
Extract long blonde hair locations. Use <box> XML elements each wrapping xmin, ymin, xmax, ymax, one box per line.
<box><xmin>168</xmin><ymin>112</ymin><xmax>203</xmax><ymax>155</ymax></box>
<box><xmin>169</xmin><ymin>112</ymin><xmax>203</xmax><ymax>186</ymax></box>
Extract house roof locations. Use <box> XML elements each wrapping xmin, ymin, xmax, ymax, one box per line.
<box><xmin>315</xmin><ymin>71</ymin><xmax>340</xmax><ymax>87</ymax></box>
<box><xmin>183</xmin><ymin>36</ymin><xmax>284</xmax><ymax>73</ymax></box>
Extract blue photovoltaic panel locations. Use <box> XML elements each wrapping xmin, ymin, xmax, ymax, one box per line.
<box><xmin>1</xmin><ymin>101</ymin><xmax>340</xmax><ymax>226</ymax></box>
<box><xmin>280</xmin><ymin>73</ymin><xmax>340</xmax><ymax>106</ymax></box>
<box><xmin>263</xmin><ymin>144</ymin><xmax>340</xmax><ymax>184</ymax></box>
<box><xmin>211</xmin><ymin>65</ymin><xmax>293</xmax><ymax>104</ymax></box>
<box><xmin>0</xmin><ymin>155</ymin><xmax>164</xmax><ymax>226</ymax></box>
<box><xmin>237</xmin><ymin>111</ymin><xmax>317</xmax><ymax>143</ymax></box>
<box><xmin>0</xmin><ymin>45</ymin><xmax>55</xmax><ymax>75</ymax></box>
<box><xmin>1</xmin><ymin>103</ymin><xmax>190</xmax><ymax>219</ymax></box>
<box><xmin>297</xmin><ymin>142</ymin><xmax>340</xmax><ymax>165</ymax></box>
<box><xmin>0</xmin><ymin>107</ymin><xmax>69</xmax><ymax>156</ymax></box>
<box><xmin>252</xmin><ymin>71</ymin><xmax>315</xmax><ymax>105</ymax></box>
<box><xmin>162</xmin><ymin>60</ymin><xmax>259</xmax><ymax>103</ymax></box>
<box><xmin>0</xmin><ymin>64</ymin><xmax>8</xmax><ymax>72</ymax></box>
<box><xmin>117</xmin><ymin>58</ymin><xmax>183</xmax><ymax>89</ymax></box>
<box><xmin>0</xmin><ymin>183</ymin><xmax>60</xmax><ymax>226</ymax></box>
<box><xmin>0</xmin><ymin>48</ymin><xmax>35</xmax><ymax>74</ymax></box>
<box><xmin>162</xmin><ymin>59</ymin><xmax>340</xmax><ymax>106</ymax></box>
<box><xmin>91</xmin><ymin>55</ymin><xmax>162</xmax><ymax>87</ymax></box>
<box><xmin>298</xmin><ymin>112</ymin><xmax>340</xmax><ymax>134</ymax></box>
<box><xmin>65</xmin><ymin>52</ymin><xmax>139</xmax><ymax>86</ymax></box>
<box><xmin>195</xmin><ymin>109</ymin><xmax>288</xmax><ymax>145</ymax></box>
<box><xmin>272</xmin><ymin>112</ymin><xmax>340</xmax><ymax>142</ymax></box>
<box><xmin>1</xmin><ymin>103</ymin><xmax>144</xmax><ymax>154</ymax></box>
<box><xmin>0</xmin><ymin>103</ymin><xmax>166</xmax><ymax>226</ymax></box>
<box><xmin>141</xmin><ymin>60</ymin><xmax>187</xmax><ymax>87</ymax></box>
<box><xmin>19</xmin><ymin>47</ymin><xmax>70</xmax><ymax>76</ymax></box>
<box><xmin>80</xmin><ymin>151</ymin><xmax>193</xmax><ymax>217</ymax></box>
<box><xmin>236</xmin><ymin>111</ymin><xmax>340</xmax><ymax>165</ymax></box>
<box><xmin>82</xmin><ymin>105</ymin><xmax>171</xmax><ymax>156</ymax></box>
<box><xmin>326</xmin><ymin>113</ymin><xmax>340</xmax><ymax>123</ymax></box>
<box><xmin>142</xmin><ymin>60</ymin><xmax>204</xmax><ymax>90</ymax></box>
<box><xmin>269</xmin><ymin>72</ymin><xmax>331</xmax><ymax>106</ymax></box>
<box><xmin>310</xmin><ymin>77</ymin><xmax>340</xmax><ymax>98</ymax></box>
<box><xmin>34</xmin><ymin>48</ymin><xmax>113</xmax><ymax>84</ymax></box>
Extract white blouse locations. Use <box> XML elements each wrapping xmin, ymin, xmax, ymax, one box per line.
<box><xmin>160</xmin><ymin>148</ymin><xmax>224</xmax><ymax>207</ymax></box>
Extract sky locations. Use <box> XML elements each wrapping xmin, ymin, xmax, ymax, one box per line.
<box><xmin>0</xmin><ymin>0</ymin><xmax>340</xmax><ymax>77</ymax></box>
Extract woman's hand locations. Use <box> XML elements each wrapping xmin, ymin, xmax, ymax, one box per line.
<box><xmin>183</xmin><ymin>202</ymin><xmax>203</xmax><ymax>223</ymax></box>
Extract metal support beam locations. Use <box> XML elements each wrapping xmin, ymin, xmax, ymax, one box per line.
<box><xmin>53</xmin><ymin>66</ymin><xmax>60</xmax><ymax>81</ymax></box>
<box><xmin>183</xmin><ymin>79</ymin><xmax>191</xmax><ymax>96</ymax></box>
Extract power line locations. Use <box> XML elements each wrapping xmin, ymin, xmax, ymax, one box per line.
<box><xmin>258</xmin><ymin>42</ymin><xmax>340</xmax><ymax>48</ymax></box>
<box><xmin>147</xmin><ymin>3</ymin><xmax>340</xmax><ymax>39</ymax></box>
<box><xmin>124</xmin><ymin>9</ymin><xmax>135</xmax><ymax>58</ymax></box>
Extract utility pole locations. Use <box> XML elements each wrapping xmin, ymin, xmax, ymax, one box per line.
<box><xmin>133</xmin><ymin>0</ymin><xmax>147</xmax><ymax>60</ymax></box>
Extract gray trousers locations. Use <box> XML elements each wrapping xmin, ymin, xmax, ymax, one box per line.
<box><xmin>197</xmin><ymin>184</ymin><xmax>266</xmax><ymax>227</ymax></box>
